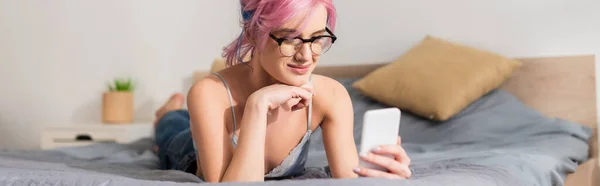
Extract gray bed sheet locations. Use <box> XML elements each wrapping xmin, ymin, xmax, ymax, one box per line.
<box><xmin>0</xmin><ymin>78</ymin><xmax>592</xmax><ymax>186</ymax></box>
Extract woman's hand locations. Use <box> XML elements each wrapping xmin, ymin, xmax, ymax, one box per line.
<box><xmin>354</xmin><ymin>136</ymin><xmax>412</xmax><ymax>179</ymax></box>
<box><xmin>249</xmin><ymin>82</ymin><xmax>315</xmax><ymax>111</ymax></box>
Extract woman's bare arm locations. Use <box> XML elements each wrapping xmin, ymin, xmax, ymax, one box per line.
<box><xmin>188</xmin><ymin>77</ymin><xmax>267</xmax><ymax>183</ymax></box>
<box><xmin>319</xmin><ymin>77</ymin><xmax>360</xmax><ymax>178</ymax></box>
<box><xmin>220</xmin><ymin>97</ymin><xmax>268</xmax><ymax>182</ymax></box>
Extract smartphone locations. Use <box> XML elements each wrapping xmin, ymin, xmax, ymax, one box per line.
<box><xmin>358</xmin><ymin>107</ymin><xmax>401</xmax><ymax>171</ymax></box>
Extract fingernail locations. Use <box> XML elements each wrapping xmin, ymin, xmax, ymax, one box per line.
<box><xmin>372</xmin><ymin>146</ymin><xmax>381</xmax><ymax>152</ymax></box>
<box><xmin>353</xmin><ymin>167</ymin><xmax>360</xmax><ymax>173</ymax></box>
<box><xmin>359</xmin><ymin>152</ymin><xmax>368</xmax><ymax>158</ymax></box>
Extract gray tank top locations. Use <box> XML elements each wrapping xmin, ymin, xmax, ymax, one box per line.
<box><xmin>195</xmin><ymin>72</ymin><xmax>313</xmax><ymax>178</ymax></box>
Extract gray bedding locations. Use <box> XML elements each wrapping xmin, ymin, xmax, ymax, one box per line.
<box><xmin>0</xmin><ymin>78</ymin><xmax>592</xmax><ymax>186</ymax></box>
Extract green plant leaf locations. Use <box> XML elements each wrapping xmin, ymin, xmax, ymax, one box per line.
<box><xmin>108</xmin><ymin>77</ymin><xmax>135</xmax><ymax>92</ymax></box>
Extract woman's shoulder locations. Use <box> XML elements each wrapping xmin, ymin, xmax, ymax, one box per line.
<box><xmin>312</xmin><ymin>74</ymin><xmax>348</xmax><ymax>94</ymax></box>
<box><xmin>188</xmin><ymin>73</ymin><xmax>231</xmax><ymax>107</ymax></box>
<box><xmin>311</xmin><ymin>74</ymin><xmax>351</xmax><ymax>106</ymax></box>
<box><xmin>191</xmin><ymin>64</ymin><xmax>242</xmax><ymax>94</ymax></box>
<box><xmin>190</xmin><ymin>74</ymin><xmax>226</xmax><ymax>93</ymax></box>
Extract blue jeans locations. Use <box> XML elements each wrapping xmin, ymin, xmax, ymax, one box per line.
<box><xmin>155</xmin><ymin>110</ymin><xmax>197</xmax><ymax>175</ymax></box>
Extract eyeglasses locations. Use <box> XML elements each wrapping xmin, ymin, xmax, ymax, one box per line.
<box><xmin>269</xmin><ymin>27</ymin><xmax>337</xmax><ymax>57</ymax></box>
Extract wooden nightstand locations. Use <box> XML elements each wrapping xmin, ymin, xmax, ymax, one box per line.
<box><xmin>41</xmin><ymin>123</ymin><xmax>154</xmax><ymax>150</ymax></box>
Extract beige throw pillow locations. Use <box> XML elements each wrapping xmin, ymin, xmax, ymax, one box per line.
<box><xmin>352</xmin><ymin>36</ymin><xmax>522</xmax><ymax>121</ymax></box>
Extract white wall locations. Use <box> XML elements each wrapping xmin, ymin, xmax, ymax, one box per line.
<box><xmin>1</xmin><ymin>0</ymin><xmax>599</xmax><ymax>149</ymax></box>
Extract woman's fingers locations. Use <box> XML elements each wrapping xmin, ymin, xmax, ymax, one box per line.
<box><xmin>361</xmin><ymin>141</ymin><xmax>413</xmax><ymax>179</ymax></box>
<box><xmin>269</xmin><ymin>82</ymin><xmax>314</xmax><ymax>111</ymax></box>
<box><xmin>353</xmin><ymin>167</ymin><xmax>403</xmax><ymax>179</ymax></box>
<box><xmin>360</xmin><ymin>152</ymin><xmax>410</xmax><ymax>178</ymax></box>
<box><xmin>300</xmin><ymin>82</ymin><xmax>315</xmax><ymax>96</ymax></box>
<box><xmin>292</xmin><ymin>85</ymin><xmax>314</xmax><ymax>108</ymax></box>
<box><xmin>397</xmin><ymin>164</ymin><xmax>412</xmax><ymax>179</ymax></box>
<box><xmin>286</xmin><ymin>98</ymin><xmax>304</xmax><ymax>111</ymax></box>
<box><xmin>282</xmin><ymin>85</ymin><xmax>313</xmax><ymax>111</ymax></box>
<box><xmin>292</xmin><ymin>86</ymin><xmax>314</xmax><ymax>100</ymax></box>
<box><xmin>372</xmin><ymin>143</ymin><xmax>411</xmax><ymax>166</ymax></box>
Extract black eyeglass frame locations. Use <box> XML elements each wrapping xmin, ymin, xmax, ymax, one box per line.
<box><xmin>268</xmin><ymin>27</ymin><xmax>337</xmax><ymax>56</ymax></box>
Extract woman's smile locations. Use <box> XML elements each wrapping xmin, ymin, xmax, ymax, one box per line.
<box><xmin>287</xmin><ymin>63</ymin><xmax>311</xmax><ymax>75</ymax></box>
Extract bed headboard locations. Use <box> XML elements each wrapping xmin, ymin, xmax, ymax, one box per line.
<box><xmin>499</xmin><ymin>55</ymin><xmax>597</xmax><ymax>128</ymax></box>
<box><xmin>194</xmin><ymin>55</ymin><xmax>597</xmax><ymax>156</ymax></box>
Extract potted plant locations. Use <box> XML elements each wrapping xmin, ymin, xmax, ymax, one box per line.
<box><xmin>102</xmin><ymin>77</ymin><xmax>135</xmax><ymax>124</ymax></box>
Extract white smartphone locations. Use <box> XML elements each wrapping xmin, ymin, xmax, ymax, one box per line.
<box><xmin>358</xmin><ymin>107</ymin><xmax>401</xmax><ymax>171</ymax></box>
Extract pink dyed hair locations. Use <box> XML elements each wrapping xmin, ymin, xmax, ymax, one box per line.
<box><xmin>222</xmin><ymin>0</ymin><xmax>337</xmax><ymax>67</ymax></box>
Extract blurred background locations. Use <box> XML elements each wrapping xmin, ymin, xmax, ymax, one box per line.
<box><xmin>0</xmin><ymin>0</ymin><xmax>598</xmax><ymax>149</ymax></box>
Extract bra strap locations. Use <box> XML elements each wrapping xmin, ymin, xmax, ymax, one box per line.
<box><xmin>307</xmin><ymin>75</ymin><xmax>313</xmax><ymax>132</ymax></box>
<box><xmin>213</xmin><ymin>72</ymin><xmax>238</xmax><ymax>147</ymax></box>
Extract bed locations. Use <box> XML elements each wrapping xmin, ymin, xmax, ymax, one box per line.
<box><xmin>309</xmin><ymin>54</ymin><xmax>599</xmax><ymax>186</ymax></box>
<box><xmin>0</xmin><ymin>55</ymin><xmax>597</xmax><ymax>186</ymax></box>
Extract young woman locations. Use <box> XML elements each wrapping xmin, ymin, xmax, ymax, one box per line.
<box><xmin>154</xmin><ymin>0</ymin><xmax>412</xmax><ymax>183</ymax></box>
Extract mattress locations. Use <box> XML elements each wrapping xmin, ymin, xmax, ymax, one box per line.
<box><xmin>0</xmin><ymin>78</ymin><xmax>592</xmax><ymax>186</ymax></box>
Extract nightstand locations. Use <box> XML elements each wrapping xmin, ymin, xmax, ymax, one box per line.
<box><xmin>41</xmin><ymin>123</ymin><xmax>154</xmax><ymax>150</ymax></box>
